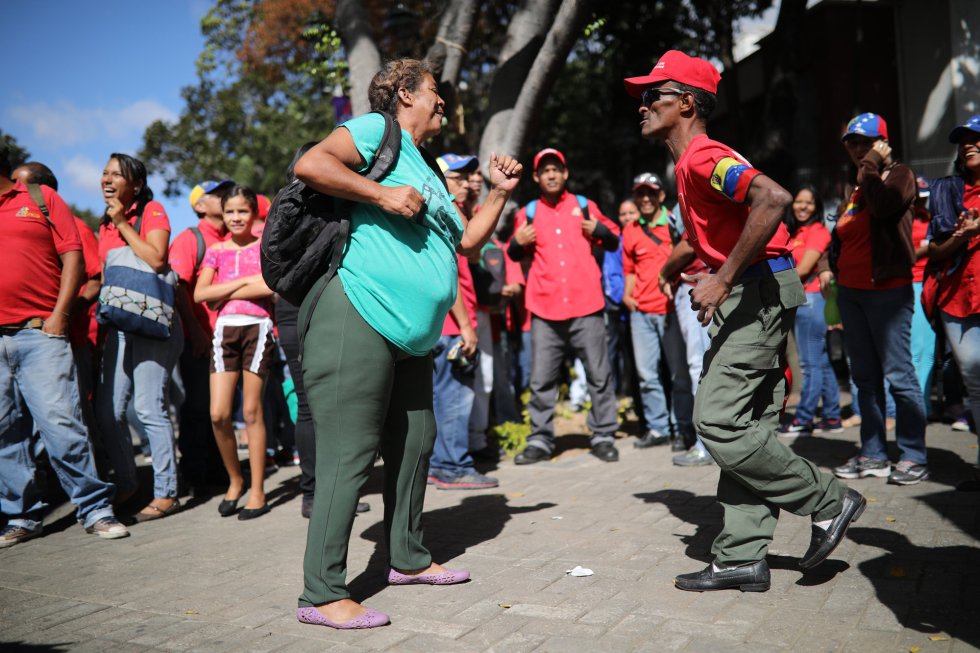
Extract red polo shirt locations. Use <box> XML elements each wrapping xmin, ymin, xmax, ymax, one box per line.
<box><xmin>674</xmin><ymin>134</ymin><xmax>791</xmax><ymax>271</ymax></box>
<box><xmin>512</xmin><ymin>191</ymin><xmax>620</xmax><ymax>321</ymax></box>
<box><xmin>98</xmin><ymin>201</ymin><xmax>171</xmax><ymax>262</ymax></box>
<box><xmin>788</xmin><ymin>222</ymin><xmax>831</xmax><ymax>293</ymax></box>
<box><xmin>835</xmin><ymin>187</ymin><xmax>908</xmax><ymax>291</ymax></box>
<box><xmin>442</xmin><ymin>253</ymin><xmax>479</xmax><ymax>336</ymax></box>
<box><xmin>622</xmin><ymin>220</ymin><xmax>674</xmax><ymax>314</ymax></box>
<box><xmin>69</xmin><ymin>218</ymin><xmax>102</xmax><ymax>349</ymax></box>
<box><xmin>170</xmin><ymin>219</ymin><xmax>226</xmax><ymax>334</ymax></box>
<box><xmin>0</xmin><ymin>182</ymin><xmax>82</xmax><ymax>324</ymax></box>
<box><xmin>938</xmin><ymin>183</ymin><xmax>980</xmax><ymax>318</ymax></box>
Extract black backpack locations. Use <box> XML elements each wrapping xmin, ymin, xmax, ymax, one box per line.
<box><xmin>260</xmin><ymin>111</ymin><xmax>402</xmax><ymax>306</ymax></box>
<box><xmin>470</xmin><ymin>243</ymin><xmax>506</xmax><ymax>307</ymax></box>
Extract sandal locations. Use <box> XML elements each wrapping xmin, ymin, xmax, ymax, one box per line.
<box><xmin>134</xmin><ymin>499</ymin><xmax>182</xmax><ymax>523</ymax></box>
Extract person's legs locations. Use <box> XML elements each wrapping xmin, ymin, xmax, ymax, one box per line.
<box><xmin>381</xmin><ymin>352</ymin><xmax>437</xmax><ymax>572</ymax></box>
<box><xmin>14</xmin><ymin>330</ymin><xmax>115</xmax><ymax>528</ymax></box>
<box><xmin>176</xmin><ymin>341</ymin><xmax>225</xmax><ymax>490</ymax></box>
<box><xmin>793</xmin><ymin>293</ymin><xmax>824</xmax><ymax>425</ymax></box>
<box><xmin>570</xmin><ymin>313</ymin><xmax>619</xmax><ymax>446</ymax></box>
<box><xmin>299</xmin><ymin>277</ymin><xmax>395</xmax><ymax>608</ymax></box>
<box><xmin>130</xmin><ymin>331</ymin><xmax>181</xmax><ymax>501</ymax></box>
<box><xmin>526</xmin><ymin>317</ymin><xmax>570</xmax><ymax>453</ymax></box>
<box><xmin>837</xmin><ymin>287</ymin><xmax>889</xmax><ymax>461</ymax></box>
<box><xmin>910</xmin><ymin>281</ymin><xmax>936</xmax><ymax>414</ymax></box>
<box><xmin>95</xmin><ymin>327</ymin><xmax>139</xmax><ymax>496</ymax></box>
<box><xmin>241</xmin><ymin>371</ymin><xmax>268</xmax><ymax>508</ymax></box>
<box><xmin>694</xmin><ymin>272</ymin><xmax>844</xmax><ymax>565</ymax></box>
<box><xmin>491</xmin><ymin>335</ymin><xmax>520</xmax><ymax>424</ymax></box>
<box><xmin>871</xmin><ymin>286</ymin><xmax>926</xmax><ymax>465</ymax></box>
<box><xmin>211</xmin><ymin>371</ymin><xmax>246</xmax><ymax>500</ymax></box>
<box><xmin>277</xmin><ymin>300</ymin><xmax>316</xmax><ymax>503</ymax></box>
<box><xmin>430</xmin><ymin>335</ymin><xmax>476</xmax><ymax>476</ymax></box>
<box><xmin>675</xmin><ymin>289</ymin><xmax>712</xmax><ymax>455</ymax></box>
<box><xmin>468</xmin><ymin>310</ymin><xmax>494</xmax><ymax>451</ymax></box>
<box><xmin>942</xmin><ymin>312</ymin><xmax>980</xmax><ymax>462</ymax></box>
<box><xmin>664</xmin><ymin>312</ymin><xmax>694</xmax><ymax>438</ymax></box>
<box><xmin>630</xmin><ymin>311</ymin><xmax>670</xmax><ymax>435</ymax></box>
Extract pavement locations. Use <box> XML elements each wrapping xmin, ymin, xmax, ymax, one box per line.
<box><xmin>1</xmin><ymin>408</ymin><xmax>979</xmax><ymax>653</ymax></box>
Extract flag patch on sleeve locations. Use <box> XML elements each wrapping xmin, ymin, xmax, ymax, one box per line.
<box><xmin>709</xmin><ymin>157</ymin><xmax>754</xmax><ymax>202</ymax></box>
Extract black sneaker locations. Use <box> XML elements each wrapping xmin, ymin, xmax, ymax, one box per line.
<box><xmin>777</xmin><ymin>419</ymin><xmax>813</xmax><ymax>437</ymax></box>
<box><xmin>634</xmin><ymin>430</ymin><xmax>669</xmax><ymax>448</ymax></box>
<box><xmin>591</xmin><ymin>441</ymin><xmax>619</xmax><ymax>462</ymax></box>
<box><xmin>814</xmin><ymin>418</ymin><xmax>844</xmax><ymax>434</ymax></box>
<box><xmin>436</xmin><ymin>471</ymin><xmax>499</xmax><ymax>490</ymax></box>
<box><xmin>515</xmin><ymin>446</ymin><xmax>551</xmax><ymax>465</ymax></box>
<box><xmin>833</xmin><ymin>455</ymin><xmax>890</xmax><ymax>479</ymax></box>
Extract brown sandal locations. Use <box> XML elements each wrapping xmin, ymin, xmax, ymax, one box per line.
<box><xmin>133</xmin><ymin>499</ymin><xmax>181</xmax><ymax>523</ymax></box>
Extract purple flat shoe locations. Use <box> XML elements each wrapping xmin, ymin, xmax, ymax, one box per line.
<box><xmin>296</xmin><ymin>606</ymin><xmax>390</xmax><ymax>629</ymax></box>
<box><xmin>386</xmin><ymin>566</ymin><xmax>471</xmax><ymax>585</ymax></box>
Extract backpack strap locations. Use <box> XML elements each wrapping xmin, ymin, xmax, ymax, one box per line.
<box><xmin>190</xmin><ymin>226</ymin><xmax>206</xmax><ymax>272</ymax></box>
<box><xmin>640</xmin><ymin>223</ymin><xmax>663</xmax><ymax>246</ymax></box>
<box><xmin>526</xmin><ymin>200</ymin><xmax>537</xmax><ymax>225</ymax></box>
<box><xmin>26</xmin><ymin>184</ymin><xmax>55</xmax><ymax>227</ymax></box>
<box><xmin>575</xmin><ymin>194</ymin><xmax>590</xmax><ymax>220</ymax></box>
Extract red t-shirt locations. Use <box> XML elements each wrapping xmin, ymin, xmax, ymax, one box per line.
<box><xmin>677</xmin><ymin>231</ymin><xmax>711</xmax><ymax>287</ymax></box>
<box><xmin>442</xmin><ymin>253</ymin><xmax>479</xmax><ymax>336</ymax></box>
<box><xmin>938</xmin><ymin>183</ymin><xmax>980</xmax><ymax>318</ymax></box>
<box><xmin>69</xmin><ymin>218</ymin><xmax>102</xmax><ymax>349</ymax></box>
<box><xmin>0</xmin><ymin>182</ymin><xmax>82</xmax><ymax>324</ymax></box>
<box><xmin>511</xmin><ymin>191</ymin><xmax>620</xmax><ymax>321</ymax></box>
<box><xmin>622</xmin><ymin>221</ymin><xmax>674</xmax><ymax>314</ymax></box>
<box><xmin>789</xmin><ymin>222</ymin><xmax>831</xmax><ymax>293</ymax></box>
<box><xmin>674</xmin><ymin>134</ymin><xmax>791</xmax><ymax>271</ymax></box>
<box><xmin>169</xmin><ymin>219</ymin><xmax>226</xmax><ymax>334</ymax></box>
<box><xmin>910</xmin><ymin>209</ymin><xmax>931</xmax><ymax>284</ymax></box>
<box><xmin>98</xmin><ymin>200</ymin><xmax>171</xmax><ymax>262</ymax></box>
<box><xmin>835</xmin><ymin>187</ymin><xmax>909</xmax><ymax>290</ymax></box>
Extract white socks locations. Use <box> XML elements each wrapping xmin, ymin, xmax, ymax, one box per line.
<box><xmin>814</xmin><ymin>518</ymin><xmax>833</xmax><ymax>531</ymax></box>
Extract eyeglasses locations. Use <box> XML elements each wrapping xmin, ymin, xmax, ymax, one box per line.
<box><xmin>641</xmin><ymin>87</ymin><xmax>684</xmax><ymax>107</ymax></box>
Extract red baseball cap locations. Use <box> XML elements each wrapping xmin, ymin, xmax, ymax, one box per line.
<box><xmin>533</xmin><ymin>148</ymin><xmax>566</xmax><ymax>171</ymax></box>
<box><xmin>256</xmin><ymin>193</ymin><xmax>271</xmax><ymax>221</ymax></box>
<box><xmin>624</xmin><ymin>50</ymin><xmax>722</xmax><ymax>97</ymax></box>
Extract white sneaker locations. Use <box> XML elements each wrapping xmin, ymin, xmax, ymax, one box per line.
<box><xmin>85</xmin><ymin>517</ymin><xmax>130</xmax><ymax>540</ymax></box>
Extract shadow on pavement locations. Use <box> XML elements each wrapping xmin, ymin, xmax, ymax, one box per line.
<box><xmin>636</xmin><ymin>489</ymin><xmax>849</xmax><ymax>586</ymax></box>
<box><xmin>848</xmin><ymin>526</ymin><xmax>980</xmax><ymax>648</ymax></box>
<box><xmin>0</xmin><ymin>643</ymin><xmax>72</xmax><ymax>652</ymax></box>
<box><xmin>347</xmin><ymin>494</ymin><xmax>556</xmax><ymax>602</ymax></box>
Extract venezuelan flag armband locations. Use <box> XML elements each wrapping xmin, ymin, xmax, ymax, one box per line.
<box><xmin>709</xmin><ymin>156</ymin><xmax>760</xmax><ymax>203</ymax></box>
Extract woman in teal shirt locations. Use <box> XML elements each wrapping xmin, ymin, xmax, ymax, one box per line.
<box><xmin>292</xmin><ymin>58</ymin><xmax>522</xmax><ymax>629</ymax></box>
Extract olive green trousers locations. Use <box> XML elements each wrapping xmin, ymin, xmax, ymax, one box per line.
<box><xmin>693</xmin><ymin>269</ymin><xmax>846</xmax><ymax>565</ymax></box>
<box><xmin>298</xmin><ymin>277</ymin><xmax>435</xmax><ymax>606</ymax></box>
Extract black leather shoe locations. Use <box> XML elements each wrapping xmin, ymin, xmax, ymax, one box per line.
<box><xmin>591</xmin><ymin>442</ymin><xmax>619</xmax><ymax>462</ymax></box>
<box><xmin>301</xmin><ymin>495</ymin><xmax>313</xmax><ymax>519</ymax></box>
<box><xmin>800</xmin><ymin>487</ymin><xmax>867</xmax><ymax>570</ymax></box>
<box><xmin>674</xmin><ymin>560</ymin><xmax>770</xmax><ymax>592</ymax></box>
<box><xmin>515</xmin><ymin>446</ymin><xmax>551</xmax><ymax>465</ymax></box>
<box><xmin>238</xmin><ymin>504</ymin><xmax>271</xmax><ymax>520</ymax></box>
<box><xmin>217</xmin><ymin>491</ymin><xmax>246</xmax><ymax>517</ymax></box>
<box><xmin>634</xmin><ymin>432</ymin><xmax>670</xmax><ymax>448</ymax></box>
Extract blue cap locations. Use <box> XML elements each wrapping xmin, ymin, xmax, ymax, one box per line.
<box><xmin>842</xmin><ymin>113</ymin><xmax>889</xmax><ymax>141</ymax></box>
<box><xmin>948</xmin><ymin>115</ymin><xmax>980</xmax><ymax>143</ymax></box>
<box><xmin>189</xmin><ymin>179</ymin><xmax>234</xmax><ymax>208</ymax></box>
<box><xmin>436</xmin><ymin>154</ymin><xmax>479</xmax><ymax>174</ymax></box>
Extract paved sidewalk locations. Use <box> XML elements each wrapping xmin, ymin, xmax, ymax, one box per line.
<box><xmin>1</xmin><ymin>413</ymin><xmax>978</xmax><ymax>652</ymax></box>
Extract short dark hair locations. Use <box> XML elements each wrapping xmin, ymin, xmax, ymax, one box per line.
<box><xmin>0</xmin><ymin>138</ymin><xmax>11</xmax><ymax>177</ymax></box>
<box><xmin>18</xmin><ymin>161</ymin><xmax>59</xmax><ymax>190</ymax></box>
<box><xmin>221</xmin><ymin>185</ymin><xmax>259</xmax><ymax>215</ymax></box>
<box><xmin>673</xmin><ymin>83</ymin><xmax>717</xmax><ymax>120</ymax></box>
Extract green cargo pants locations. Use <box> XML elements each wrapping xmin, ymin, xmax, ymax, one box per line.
<box><xmin>693</xmin><ymin>268</ymin><xmax>846</xmax><ymax>565</ymax></box>
<box><xmin>298</xmin><ymin>276</ymin><xmax>435</xmax><ymax>606</ymax></box>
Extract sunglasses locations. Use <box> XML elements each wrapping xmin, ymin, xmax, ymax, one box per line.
<box><xmin>641</xmin><ymin>87</ymin><xmax>684</xmax><ymax>107</ymax></box>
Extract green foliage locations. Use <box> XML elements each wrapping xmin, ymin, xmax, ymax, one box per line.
<box><xmin>298</xmin><ymin>22</ymin><xmax>349</xmax><ymax>92</ymax></box>
<box><xmin>140</xmin><ymin>0</ymin><xmax>339</xmax><ymax>197</ymax></box>
<box><xmin>1</xmin><ymin>130</ymin><xmax>30</xmax><ymax>170</ymax></box>
<box><xmin>492</xmin><ymin>420</ymin><xmax>531</xmax><ymax>456</ymax></box>
<box><xmin>70</xmin><ymin>204</ymin><xmax>102</xmax><ymax>232</ymax></box>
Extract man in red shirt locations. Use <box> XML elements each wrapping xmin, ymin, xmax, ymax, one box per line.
<box><xmin>507</xmin><ymin>148</ymin><xmax>622</xmax><ymax>463</ymax></box>
<box><xmin>11</xmin><ymin>163</ymin><xmax>105</xmax><ymax>464</ymax></box>
<box><xmin>170</xmin><ymin>179</ymin><xmax>233</xmax><ymax>493</ymax></box>
<box><xmin>624</xmin><ymin>51</ymin><xmax>863</xmax><ymax>591</ymax></box>
<box><xmin>622</xmin><ymin>172</ymin><xmax>694</xmax><ymax>450</ymax></box>
<box><xmin>0</xmin><ymin>144</ymin><xmax>129</xmax><ymax>547</ymax></box>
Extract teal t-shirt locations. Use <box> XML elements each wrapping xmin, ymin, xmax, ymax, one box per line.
<box><xmin>337</xmin><ymin>112</ymin><xmax>463</xmax><ymax>355</ymax></box>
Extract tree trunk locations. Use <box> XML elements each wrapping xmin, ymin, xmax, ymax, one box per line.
<box><xmin>335</xmin><ymin>0</ymin><xmax>381</xmax><ymax>116</ymax></box>
<box><xmin>478</xmin><ymin>0</ymin><xmax>562</xmax><ymax>166</ymax></box>
<box><xmin>426</xmin><ymin>0</ymin><xmax>479</xmax><ymax>86</ymax></box>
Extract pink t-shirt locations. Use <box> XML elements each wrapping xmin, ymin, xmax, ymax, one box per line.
<box><xmin>201</xmin><ymin>240</ymin><xmax>271</xmax><ymax>319</ymax></box>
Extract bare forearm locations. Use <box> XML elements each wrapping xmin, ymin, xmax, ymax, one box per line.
<box><xmin>928</xmin><ymin>236</ymin><xmax>968</xmax><ymax>262</ymax></box>
<box><xmin>460</xmin><ymin>188</ymin><xmax>510</xmax><ymax>255</ymax></box>
<box><xmin>194</xmin><ymin>278</ymin><xmax>248</xmax><ymax>303</ymax></box>
<box><xmin>55</xmin><ymin>251</ymin><xmax>83</xmax><ymax>317</ymax></box>
<box><xmin>227</xmin><ymin>279</ymin><xmax>274</xmax><ymax>300</ymax></box>
<box><xmin>715</xmin><ymin>183</ymin><xmax>790</xmax><ymax>286</ymax></box>
<box><xmin>660</xmin><ymin>241</ymin><xmax>696</xmax><ymax>280</ymax></box>
<box><xmin>115</xmin><ymin>222</ymin><xmax>168</xmax><ymax>271</ymax></box>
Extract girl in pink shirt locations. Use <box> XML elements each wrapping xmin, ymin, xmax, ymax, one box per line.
<box><xmin>195</xmin><ymin>186</ymin><xmax>275</xmax><ymax>520</ymax></box>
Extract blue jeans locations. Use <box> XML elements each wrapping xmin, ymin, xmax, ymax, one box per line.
<box><xmin>674</xmin><ymin>289</ymin><xmax>711</xmax><ymax>453</ymax></box>
<box><xmin>941</xmin><ymin>312</ymin><xmax>980</xmax><ymax>462</ymax></box>
<box><xmin>430</xmin><ymin>335</ymin><xmax>476</xmax><ymax>476</ymax></box>
<box><xmin>0</xmin><ymin>329</ymin><xmax>115</xmax><ymax>530</ymax></box>
<box><xmin>96</xmin><ymin>325</ymin><xmax>182</xmax><ymax>499</ymax></box>
<box><xmin>630</xmin><ymin>311</ymin><xmax>693</xmax><ymax>436</ymax></box>
<box><xmin>910</xmin><ymin>281</ymin><xmax>936</xmax><ymax>414</ymax></box>
<box><xmin>837</xmin><ymin>286</ymin><xmax>927</xmax><ymax>464</ymax></box>
<box><xmin>793</xmin><ymin>292</ymin><xmax>840</xmax><ymax>423</ymax></box>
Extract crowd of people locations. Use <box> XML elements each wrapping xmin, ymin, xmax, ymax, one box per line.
<box><xmin>1</xmin><ymin>50</ymin><xmax>978</xmax><ymax>625</ymax></box>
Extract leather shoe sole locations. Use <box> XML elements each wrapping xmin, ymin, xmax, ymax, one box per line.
<box><xmin>515</xmin><ymin>447</ymin><xmax>551</xmax><ymax>465</ymax></box>
<box><xmin>799</xmin><ymin>487</ymin><xmax>866</xmax><ymax>570</ymax></box>
<box><xmin>591</xmin><ymin>442</ymin><xmax>619</xmax><ymax>462</ymax></box>
<box><xmin>675</xmin><ymin>560</ymin><xmax>770</xmax><ymax>592</ymax></box>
